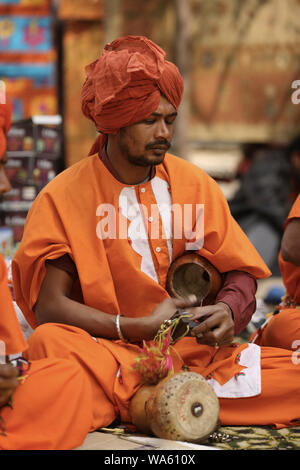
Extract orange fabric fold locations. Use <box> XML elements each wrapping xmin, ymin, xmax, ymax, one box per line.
<box><xmin>1</xmin><ymin>321</ymin><xmax>299</xmax><ymax>450</ymax></box>
<box><xmin>24</xmin><ymin>325</ymin><xmax>246</xmax><ymax>419</ymax></box>
<box><xmin>25</xmin><ymin>323</ymin><xmax>300</xmax><ymax>432</ymax></box>
<box><xmin>0</xmin><ymin>357</ymin><xmax>93</xmax><ymax>450</ymax></box>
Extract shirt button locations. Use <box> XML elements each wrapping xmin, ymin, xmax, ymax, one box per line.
<box><xmin>141</xmin><ymin>187</ymin><xmax>146</xmax><ymax>193</ymax></box>
<box><xmin>155</xmin><ymin>247</ymin><xmax>161</xmax><ymax>253</ymax></box>
<box><xmin>148</xmin><ymin>216</ymin><xmax>153</xmax><ymax>222</ymax></box>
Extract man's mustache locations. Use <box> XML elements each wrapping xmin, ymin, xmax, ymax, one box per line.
<box><xmin>145</xmin><ymin>139</ymin><xmax>171</xmax><ymax>150</ymax></box>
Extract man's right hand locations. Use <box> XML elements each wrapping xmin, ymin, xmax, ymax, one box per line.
<box><xmin>142</xmin><ymin>295</ymin><xmax>199</xmax><ymax>340</ymax></box>
<box><xmin>0</xmin><ymin>364</ymin><xmax>19</xmax><ymax>407</ymax></box>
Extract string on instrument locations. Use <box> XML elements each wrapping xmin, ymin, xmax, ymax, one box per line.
<box><xmin>132</xmin><ymin>310</ymin><xmax>193</xmax><ymax>385</ymax></box>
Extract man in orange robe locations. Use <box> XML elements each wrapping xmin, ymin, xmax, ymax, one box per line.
<box><xmin>1</xmin><ymin>36</ymin><xmax>300</xmax><ymax>449</ymax></box>
<box><xmin>252</xmin><ymin>193</ymin><xmax>300</xmax><ymax>350</ymax></box>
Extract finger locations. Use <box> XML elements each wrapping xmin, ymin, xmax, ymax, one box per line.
<box><xmin>196</xmin><ymin>326</ymin><xmax>234</xmax><ymax>347</ymax></box>
<box><xmin>191</xmin><ymin>312</ymin><xmax>222</xmax><ymax>336</ymax></box>
<box><xmin>175</xmin><ymin>307</ymin><xmax>209</xmax><ymax>320</ymax></box>
<box><xmin>172</xmin><ymin>295</ymin><xmax>199</xmax><ymax>310</ymax></box>
<box><xmin>0</xmin><ymin>364</ymin><xmax>19</xmax><ymax>378</ymax></box>
<box><xmin>197</xmin><ymin>329</ymin><xmax>219</xmax><ymax>345</ymax></box>
<box><xmin>0</xmin><ymin>390</ymin><xmax>14</xmax><ymax>407</ymax></box>
<box><xmin>0</xmin><ymin>377</ymin><xmax>19</xmax><ymax>390</ymax></box>
<box><xmin>192</xmin><ymin>315</ymin><xmax>230</xmax><ymax>341</ymax></box>
<box><xmin>187</xmin><ymin>305</ymin><xmax>220</xmax><ymax>320</ymax></box>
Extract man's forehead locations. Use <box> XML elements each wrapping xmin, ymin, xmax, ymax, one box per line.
<box><xmin>151</xmin><ymin>95</ymin><xmax>177</xmax><ymax>116</ymax></box>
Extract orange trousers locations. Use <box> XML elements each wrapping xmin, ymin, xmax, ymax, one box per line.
<box><xmin>0</xmin><ymin>357</ymin><xmax>93</xmax><ymax>450</ymax></box>
<box><xmin>0</xmin><ymin>322</ymin><xmax>300</xmax><ymax>450</ymax></box>
<box><xmin>253</xmin><ymin>308</ymin><xmax>300</xmax><ymax>351</ymax></box>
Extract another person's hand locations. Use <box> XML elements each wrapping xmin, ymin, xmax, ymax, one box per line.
<box><xmin>188</xmin><ymin>302</ymin><xmax>235</xmax><ymax>347</ymax></box>
<box><xmin>0</xmin><ymin>364</ymin><xmax>19</xmax><ymax>407</ymax></box>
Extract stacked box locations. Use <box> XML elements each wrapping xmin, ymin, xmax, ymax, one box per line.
<box><xmin>0</xmin><ymin>115</ymin><xmax>63</xmax><ymax>243</ymax></box>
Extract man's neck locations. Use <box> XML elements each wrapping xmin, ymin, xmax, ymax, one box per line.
<box><xmin>105</xmin><ymin>141</ymin><xmax>153</xmax><ymax>185</ymax></box>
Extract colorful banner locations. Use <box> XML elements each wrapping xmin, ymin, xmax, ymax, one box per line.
<box><xmin>0</xmin><ymin>16</ymin><xmax>52</xmax><ymax>52</ymax></box>
<box><xmin>4</xmin><ymin>77</ymin><xmax>57</xmax><ymax>119</ymax></box>
<box><xmin>0</xmin><ymin>62</ymin><xmax>55</xmax><ymax>85</ymax></box>
<box><xmin>0</xmin><ymin>6</ymin><xmax>57</xmax><ymax>120</ymax></box>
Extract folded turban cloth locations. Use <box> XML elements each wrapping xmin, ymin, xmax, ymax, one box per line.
<box><xmin>0</xmin><ymin>100</ymin><xmax>12</xmax><ymax>159</ymax></box>
<box><xmin>81</xmin><ymin>35</ymin><xmax>184</xmax><ymax>154</ymax></box>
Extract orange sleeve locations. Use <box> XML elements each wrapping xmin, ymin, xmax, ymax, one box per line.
<box><xmin>0</xmin><ymin>255</ymin><xmax>27</xmax><ymax>355</ymax></box>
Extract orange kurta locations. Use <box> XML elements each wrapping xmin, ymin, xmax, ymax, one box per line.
<box><xmin>12</xmin><ymin>153</ymin><xmax>270</xmax><ymax>330</ymax></box>
<box><xmin>253</xmin><ymin>195</ymin><xmax>300</xmax><ymax>350</ymax></box>
<box><xmin>5</xmin><ymin>152</ymin><xmax>300</xmax><ymax>449</ymax></box>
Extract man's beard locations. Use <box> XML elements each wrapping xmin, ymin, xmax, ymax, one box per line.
<box><xmin>127</xmin><ymin>153</ymin><xmax>163</xmax><ymax>167</ymax></box>
<box><xmin>120</xmin><ymin>138</ymin><xmax>171</xmax><ymax>167</ymax></box>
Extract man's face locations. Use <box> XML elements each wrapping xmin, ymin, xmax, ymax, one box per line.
<box><xmin>0</xmin><ymin>155</ymin><xmax>11</xmax><ymax>202</ymax></box>
<box><xmin>117</xmin><ymin>95</ymin><xmax>177</xmax><ymax>167</ymax></box>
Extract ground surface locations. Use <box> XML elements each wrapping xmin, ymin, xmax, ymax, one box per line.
<box><xmin>76</xmin><ymin>426</ymin><xmax>300</xmax><ymax>451</ymax></box>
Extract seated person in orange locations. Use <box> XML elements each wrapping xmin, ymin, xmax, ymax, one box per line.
<box><xmin>2</xmin><ymin>36</ymin><xmax>300</xmax><ymax>449</ymax></box>
<box><xmin>0</xmin><ymin>101</ymin><xmax>98</xmax><ymax>450</ymax></box>
<box><xmin>252</xmin><ymin>193</ymin><xmax>300</xmax><ymax>350</ymax></box>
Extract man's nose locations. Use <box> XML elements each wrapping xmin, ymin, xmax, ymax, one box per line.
<box><xmin>155</xmin><ymin>120</ymin><xmax>171</xmax><ymax>140</ymax></box>
<box><xmin>0</xmin><ymin>169</ymin><xmax>12</xmax><ymax>195</ymax></box>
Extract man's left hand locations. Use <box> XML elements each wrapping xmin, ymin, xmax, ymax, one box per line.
<box><xmin>188</xmin><ymin>302</ymin><xmax>235</xmax><ymax>347</ymax></box>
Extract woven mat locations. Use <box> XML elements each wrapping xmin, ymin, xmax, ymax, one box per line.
<box><xmin>205</xmin><ymin>426</ymin><xmax>300</xmax><ymax>450</ymax></box>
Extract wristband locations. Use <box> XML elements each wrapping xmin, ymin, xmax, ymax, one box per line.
<box><xmin>115</xmin><ymin>314</ymin><xmax>127</xmax><ymax>342</ymax></box>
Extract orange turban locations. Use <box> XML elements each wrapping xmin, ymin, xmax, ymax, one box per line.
<box><xmin>81</xmin><ymin>36</ymin><xmax>184</xmax><ymax>153</ymax></box>
<box><xmin>0</xmin><ymin>100</ymin><xmax>12</xmax><ymax>159</ymax></box>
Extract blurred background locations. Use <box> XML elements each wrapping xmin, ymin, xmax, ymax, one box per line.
<box><xmin>1</xmin><ymin>0</ymin><xmax>300</xmax><ymax>282</ymax></box>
